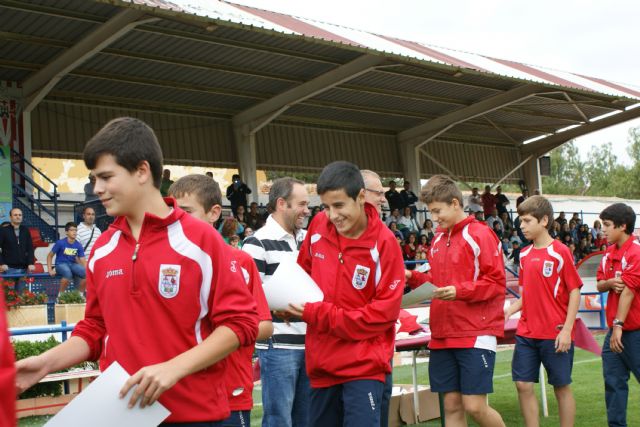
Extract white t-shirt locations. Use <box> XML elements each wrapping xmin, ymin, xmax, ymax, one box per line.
<box><xmin>77</xmin><ymin>222</ymin><xmax>101</xmax><ymax>258</ymax></box>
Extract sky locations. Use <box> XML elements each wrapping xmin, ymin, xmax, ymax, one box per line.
<box><xmin>221</xmin><ymin>0</ymin><xmax>640</xmax><ymax>165</ymax></box>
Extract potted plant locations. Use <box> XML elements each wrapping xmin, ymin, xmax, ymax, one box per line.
<box><xmin>3</xmin><ymin>280</ymin><xmax>48</xmax><ymax>327</ymax></box>
<box><xmin>54</xmin><ymin>290</ymin><xmax>86</xmax><ymax>324</ymax></box>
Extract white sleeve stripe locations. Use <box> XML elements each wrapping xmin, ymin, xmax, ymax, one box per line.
<box><xmin>88</xmin><ymin>231</ymin><xmax>121</xmax><ymax>273</ymax></box>
<box><xmin>370</xmin><ymin>243</ymin><xmax>381</xmax><ymax>287</ymax></box>
<box><xmin>167</xmin><ymin>221</ymin><xmax>213</xmax><ymax>345</ymax></box>
<box><xmin>461</xmin><ymin>225</ymin><xmax>481</xmax><ymax>281</ymax></box>
<box><xmin>546</xmin><ymin>244</ymin><xmax>564</xmax><ymax>273</ymax></box>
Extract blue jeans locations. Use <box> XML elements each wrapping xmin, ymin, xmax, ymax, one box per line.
<box><xmin>310</xmin><ymin>379</ymin><xmax>384</xmax><ymax>427</ymax></box>
<box><xmin>3</xmin><ymin>268</ymin><xmax>26</xmax><ymax>291</ymax></box>
<box><xmin>602</xmin><ymin>328</ymin><xmax>640</xmax><ymax>427</ymax></box>
<box><xmin>258</xmin><ymin>341</ymin><xmax>310</xmax><ymax>427</ymax></box>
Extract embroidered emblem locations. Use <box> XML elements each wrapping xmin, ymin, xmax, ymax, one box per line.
<box><xmin>542</xmin><ymin>260</ymin><xmax>554</xmax><ymax>278</ymax></box>
<box><xmin>352</xmin><ymin>265</ymin><xmax>371</xmax><ymax>290</ymax></box>
<box><xmin>158</xmin><ymin>264</ymin><xmax>181</xmax><ymax>298</ymax></box>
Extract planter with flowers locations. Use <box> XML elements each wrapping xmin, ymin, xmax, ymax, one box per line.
<box><xmin>2</xmin><ymin>280</ymin><xmax>48</xmax><ymax>327</ymax></box>
<box><xmin>55</xmin><ymin>290</ymin><xmax>86</xmax><ymax>324</ymax></box>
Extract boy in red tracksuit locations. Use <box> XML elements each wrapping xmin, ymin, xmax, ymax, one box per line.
<box><xmin>406</xmin><ymin>175</ymin><xmax>506</xmax><ymax>427</ymax></box>
<box><xmin>595</xmin><ymin>203</ymin><xmax>640</xmax><ymax>427</ymax></box>
<box><xmin>169</xmin><ymin>174</ymin><xmax>274</xmax><ymax>427</ymax></box>
<box><xmin>505</xmin><ymin>196</ymin><xmax>582</xmax><ymax>427</ymax></box>
<box><xmin>287</xmin><ymin>161</ymin><xmax>404</xmax><ymax>427</ymax></box>
<box><xmin>15</xmin><ymin>117</ymin><xmax>258</xmax><ymax>425</ymax></box>
<box><xmin>1</xmin><ymin>289</ymin><xmax>16</xmax><ymax>427</ymax></box>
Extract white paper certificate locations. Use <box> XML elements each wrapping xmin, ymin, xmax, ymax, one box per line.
<box><xmin>46</xmin><ymin>362</ymin><xmax>170</xmax><ymax>427</ymax></box>
<box><xmin>263</xmin><ymin>255</ymin><xmax>324</xmax><ymax>310</ymax></box>
<box><xmin>401</xmin><ymin>282</ymin><xmax>437</xmax><ymax>308</ymax></box>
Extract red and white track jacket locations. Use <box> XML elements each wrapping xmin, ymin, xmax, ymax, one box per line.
<box><xmin>73</xmin><ymin>200</ymin><xmax>258</xmax><ymax>423</ymax></box>
<box><xmin>298</xmin><ymin>203</ymin><xmax>405</xmax><ymax>387</ymax></box>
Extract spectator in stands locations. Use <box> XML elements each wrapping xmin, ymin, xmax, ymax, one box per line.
<box><xmin>591</xmin><ymin>220</ymin><xmax>602</xmax><ymax>240</ymax></box>
<box><xmin>159</xmin><ymin>169</ymin><xmax>174</xmax><ymax>197</ymax></box>
<box><xmin>556</xmin><ymin>211</ymin><xmax>567</xmax><ymax>227</ymax></box>
<box><xmin>550</xmin><ymin>221</ymin><xmax>561</xmax><ymax>239</ymax></box>
<box><xmin>385</xmin><ymin>208</ymin><xmax>402</xmax><ymax>227</ymax></box>
<box><xmin>384</xmin><ymin>180</ymin><xmax>403</xmax><ymax>213</ymax></box>
<box><xmin>486</xmin><ymin>208</ymin><xmax>504</xmax><ymax>231</ymax></box>
<box><xmin>420</xmin><ymin>219</ymin><xmax>435</xmax><ymax>244</ymax></box>
<box><xmin>595</xmin><ymin>231</ymin><xmax>607</xmax><ymax>249</ymax></box>
<box><xmin>220</xmin><ymin>217</ymin><xmax>241</xmax><ymax>243</ymax></box>
<box><xmin>226</xmin><ymin>174</ymin><xmax>252</xmax><ymax>216</ymax></box>
<box><xmin>229</xmin><ymin>234</ymin><xmax>241</xmax><ymax>249</ymax></box>
<box><xmin>400</xmin><ymin>180</ymin><xmax>418</xmax><ymax>214</ymax></box>
<box><xmin>571</xmin><ymin>212</ymin><xmax>582</xmax><ymax>226</ymax></box>
<box><xmin>585</xmin><ymin>233</ymin><xmax>596</xmax><ymax>252</ymax></box>
<box><xmin>417</xmin><ymin>234</ymin><xmax>430</xmax><ymax>254</ymax></box>
<box><xmin>0</xmin><ymin>208</ymin><xmax>35</xmax><ymax>287</ymax></box>
<box><xmin>404</xmin><ymin>233</ymin><xmax>418</xmax><ymax>269</ymax></box>
<box><xmin>559</xmin><ymin>222</ymin><xmax>571</xmax><ymax>242</ymax></box>
<box><xmin>578</xmin><ymin>237</ymin><xmax>592</xmax><ymax>259</ymax></box>
<box><xmin>500</xmin><ymin>211</ymin><xmax>513</xmax><ymax>236</ymax></box>
<box><xmin>578</xmin><ymin>224</ymin><xmax>590</xmax><ymax>241</ymax></box>
<box><xmin>568</xmin><ymin>242</ymin><xmax>579</xmax><ymax>264</ymax></box>
<box><xmin>306</xmin><ymin>206</ymin><xmax>321</xmax><ymax>230</ymax></box>
<box><xmin>235</xmin><ymin>205</ymin><xmax>248</xmax><ymax>228</ymax></box>
<box><xmin>516</xmin><ymin>189</ymin><xmax>528</xmax><ymax>208</ymax></box>
<box><xmin>83</xmin><ymin>174</ymin><xmax>98</xmax><ymax>201</ymax></box>
<box><xmin>492</xmin><ymin>221</ymin><xmax>504</xmax><ymax>240</ymax></box>
<box><xmin>509</xmin><ymin>240</ymin><xmax>521</xmax><ymax>272</ymax></box>
<box><xmin>388</xmin><ymin>222</ymin><xmax>404</xmax><ymax>240</ymax></box>
<box><xmin>509</xmin><ymin>229</ymin><xmax>523</xmax><ymax>246</ymax></box>
<box><xmin>47</xmin><ymin>222</ymin><xmax>87</xmax><ymax>295</ymax></box>
<box><xmin>562</xmin><ymin>233</ymin><xmax>574</xmax><ymax>247</ymax></box>
<box><xmin>76</xmin><ymin>207</ymin><xmax>102</xmax><ymax>259</ymax></box>
<box><xmin>398</xmin><ymin>206</ymin><xmax>420</xmax><ymax>238</ymax></box>
<box><xmin>246</xmin><ymin>202</ymin><xmax>265</xmax><ymax>231</ymax></box>
<box><xmin>481</xmin><ymin>185</ymin><xmax>497</xmax><ymax>219</ymax></box>
<box><xmin>495</xmin><ymin>186</ymin><xmax>510</xmax><ymax>217</ymax></box>
<box><xmin>569</xmin><ymin>221</ymin><xmax>579</xmax><ymax>242</ymax></box>
<box><xmin>242</xmin><ymin>227</ymin><xmax>254</xmax><ymax>240</ymax></box>
<box><xmin>467</xmin><ymin>187</ymin><xmax>483</xmax><ymax>214</ymax></box>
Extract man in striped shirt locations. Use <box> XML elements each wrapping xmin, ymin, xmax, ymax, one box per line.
<box><xmin>242</xmin><ymin>177</ymin><xmax>311</xmax><ymax>427</ymax></box>
<box><xmin>76</xmin><ymin>206</ymin><xmax>101</xmax><ymax>259</ymax></box>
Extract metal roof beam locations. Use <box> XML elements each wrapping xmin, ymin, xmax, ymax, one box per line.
<box><xmin>522</xmin><ymin>106</ymin><xmax>640</xmax><ymax>156</ymax></box>
<box><xmin>22</xmin><ymin>8</ymin><xmax>154</xmax><ymax>112</ymax></box>
<box><xmin>233</xmin><ymin>54</ymin><xmax>389</xmax><ymax>133</ymax></box>
<box><xmin>398</xmin><ymin>84</ymin><xmax>544</xmax><ymax>147</ymax></box>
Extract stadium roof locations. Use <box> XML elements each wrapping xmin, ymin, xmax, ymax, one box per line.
<box><xmin>2</xmin><ymin>0</ymin><xmax>639</xmax><ymax>189</ymax></box>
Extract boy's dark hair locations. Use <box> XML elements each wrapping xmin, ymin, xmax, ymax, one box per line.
<box><xmin>517</xmin><ymin>195</ymin><xmax>554</xmax><ymax>231</ymax></box>
<box><xmin>316</xmin><ymin>161</ymin><xmax>363</xmax><ymax>201</ymax></box>
<box><xmin>83</xmin><ymin>117</ymin><xmax>163</xmax><ymax>189</ymax></box>
<box><xmin>168</xmin><ymin>174</ymin><xmax>222</xmax><ymax>212</ymax></box>
<box><xmin>65</xmin><ymin>222</ymin><xmax>78</xmax><ymax>231</ymax></box>
<box><xmin>600</xmin><ymin>203</ymin><xmax>636</xmax><ymax>235</ymax></box>
<box><xmin>420</xmin><ymin>175</ymin><xmax>463</xmax><ymax>207</ymax></box>
<box><xmin>268</xmin><ymin>177</ymin><xmax>305</xmax><ymax>212</ymax></box>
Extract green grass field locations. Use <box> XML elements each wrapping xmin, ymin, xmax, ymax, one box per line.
<box><xmin>18</xmin><ymin>336</ymin><xmax>640</xmax><ymax>426</ymax></box>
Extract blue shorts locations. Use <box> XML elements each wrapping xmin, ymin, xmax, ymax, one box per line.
<box><xmin>310</xmin><ymin>379</ymin><xmax>384</xmax><ymax>427</ymax></box>
<box><xmin>512</xmin><ymin>335</ymin><xmax>574</xmax><ymax>386</ymax></box>
<box><xmin>429</xmin><ymin>348</ymin><xmax>496</xmax><ymax>395</ymax></box>
<box><xmin>55</xmin><ymin>262</ymin><xmax>86</xmax><ymax>280</ymax></box>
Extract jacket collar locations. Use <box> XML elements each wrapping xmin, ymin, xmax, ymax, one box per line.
<box><xmin>110</xmin><ymin>197</ymin><xmax>185</xmax><ymax>239</ymax></box>
<box><xmin>436</xmin><ymin>214</ymin><xmax>476</xmax><ymax>236</ymax></box>
<box><xmin>610</xmin><ymin>235</ymin><xmax>637</xmax><ymax>261</ymax></box>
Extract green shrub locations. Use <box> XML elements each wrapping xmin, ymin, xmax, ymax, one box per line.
<box><xmin>57</xmin><ymin>291</ymin><xmax>85</xmax><ymax>304</ymax></box>
<box><xmin>13</xmin><ymin>337</ymin><xmax>98</xmax><ymax>399</ymax></box>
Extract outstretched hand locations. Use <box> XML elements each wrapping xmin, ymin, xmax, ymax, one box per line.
<box><xmin>16</xmin><ymin>356</ymin><xmax>49</xmax><ymax>395</ymax></box>
<box><xmin>119</xmin><ymin>361</ymin><xmax>182</xmax><ymax>409</ymax></box>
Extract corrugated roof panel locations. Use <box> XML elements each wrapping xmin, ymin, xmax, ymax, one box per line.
<box><xmin>82</xmin><ymin>53</ymin><xmax>297</xmax><ymax>95</ymax></box>
<box><xmin>0</xmin><ymin>41</ymin><xmax>62</xmax><ymax>66</ymax></box>
<box><xmin>256</xmin><ymin>123</ymin><xmax>400</xmax><ymax>174</ymax></box>
<box><xmin>0</xmin><ymin>5</ymin><xmax>97</xmax><ymax>42</ymax></box>
<box><xmin>420</xmin><ymin>141</ymin><xmax>522</xmax><ymax>182</ymax></box>
<box><xmin>284</xmin><ymin>104</ymin><xmax>422</xmax><ymax>130</ymax></box>
<box><xmin>0</xmin><ymin>68</ymin><xmax>31</xmax><ymax>82</ymax></box>
<box><xmin>31</xmin><ymin>101</ymin><xmax>237</xmax><ymax>166</ymax></box>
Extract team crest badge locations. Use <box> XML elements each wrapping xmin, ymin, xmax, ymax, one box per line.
<box><xmin>542</xmin><ymin>260</ymin><xmax>554</xmax><ymax>278</ymax></box>
<box><xmin>159</xmin><ymin>264</ymin><xmax>181</xmax><ymax>298</ymax></box>
<box><xmin>352</xmin><ymin>265</ymin><xmax>371</xmax><ymax>290</ymax></box>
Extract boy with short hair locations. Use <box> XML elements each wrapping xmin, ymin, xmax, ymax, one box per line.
<box><xmin>16</xmin><ymin>117</ymin><xmax>258</xmax><ymax>424</ymax></box>
<box><xmin>288</xmin><ymin>161</ymin><xmax>404</xmax><ymax>427</ymax></box>
<box><xmin>47</xmin><ymin>222</ymin><xmax>87</xmax><ymax>294</ymax></box>
<box><xmin>505</xmin><ymin>195</ymin><xmax>582</xmax><ymax>427</ymax></box>
<box><xmin>168</xmin><ymin>174</ymin><xmax>273</xmax><ymax>426</ymax></box>
<box><xmin>405</xmin><ymin>175</ymin><xmax>506</xmax><ymax>427</ymax></box>
<box><xmin>596</xmin><ymin>203</ymin><xmax>640</xmax><ymax>427</ymax></box>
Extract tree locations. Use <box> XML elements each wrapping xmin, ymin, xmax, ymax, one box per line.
<box><xmin>542</xmin><ymin>141</ymin><xmax>587</xmax><ymax>195</ymax></box>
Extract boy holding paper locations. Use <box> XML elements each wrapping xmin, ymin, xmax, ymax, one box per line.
<box><xmin>169</xmin><ymin>174</ymin><xmax>273</xmax><ymax>426</ymax></box>
<box><xmin>288</xmin><ymin>161</ymin><xmax>404</xmax><ymax>427</ymax></box>
<box><xmin>15</xmin><ymin>117</ymin><xmax>258</xmax><ymax>425</ymax></box>
<box><xmin>405</xmin><ymin>175</ymin><xmax>506</xmax><ymax>427</ymax></box>
<box><xmin>505</xmin><ymin>195</ymin><xmax>582</xmax><ymax>427</ymax></box>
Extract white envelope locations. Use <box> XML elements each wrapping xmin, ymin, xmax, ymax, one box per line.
<box><xmin>263</xmin><ymin>255</ymin><xmax>324</xmax><ymax>310</ymax></box>
<box><xmin>46</xmin><ymin>362</ymin><xmax>170</xmax><ymax>427</ymax></box>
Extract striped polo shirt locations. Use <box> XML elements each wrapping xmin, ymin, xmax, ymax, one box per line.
<box><xmin>242</xmin><ymin>215</ymin><xmax>307</xmax><ymax>350</ymax></box>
